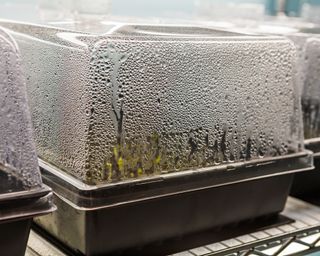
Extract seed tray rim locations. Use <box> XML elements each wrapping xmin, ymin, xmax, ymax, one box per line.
<box><xmin>39</xmin><ymin>150</ymin><xmax>313</xmax><ymax>209</ymax></box>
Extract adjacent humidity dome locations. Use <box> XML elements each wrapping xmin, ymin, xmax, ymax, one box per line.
<box><xmin>294</xmin><ymin>29</ymin><xmax>320</xmax><ymax>139</ymax></box>
<box><xmin>0</xmin><ymin>27</ymin><xmax>41</xmax><ymax>191</ymax></box>
<box><xmin>256</xmin><ymin>25</ymin><xmax>320</xmax><ymax>140</ymax></box>
<box><xmin>231</xmin><ymin>21</ymin><xmax>320</xmax><ymax>140</ymax></box>
<box><xmin>0</xmin><ymin>22</ymin><xmax>303</xmax><ymax>184</ymax></box>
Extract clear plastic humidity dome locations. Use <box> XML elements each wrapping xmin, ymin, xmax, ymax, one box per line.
<box><xmin>225</xmin><ymin>20</ymin><xmax>320</xmax><ymax>141</ymax></box>
<box><xmin>0</xmin><ymin>22</ymin><xmax>304</xmax><ymax>184</ymax></box>
<box><xmin>295</xmin><ymin>29</ymin><xmax>320</xmax><ymax>140</ymax></box>
<box><xmin>257</xmin><ymin>25</ymin><xmax>320</xmax><ymax>141</ymax></box>
<box><xmin>0</xmin><ymin>26</ymin><xmax>55</xmax><ymax>256</ymax></box>
<box><xmin>0</xmin><ymin>27</ymin><xmax>41</xmax><ymax>192</ymax></box>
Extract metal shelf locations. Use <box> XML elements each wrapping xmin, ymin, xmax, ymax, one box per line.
<box><xmin>26</xmin><ymin>197</ymin><xmax>320</xmax><ymax>256</ymax></box>
<box><xmin>171</xmin><ymin>198</ymin><xmax>320</xmax><ymax>256</ymax></box>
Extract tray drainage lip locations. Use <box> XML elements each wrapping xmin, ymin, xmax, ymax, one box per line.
<box><xmin>0</xmin><ymin>184</ymin><xmax>51</xmax><ymax>203</ymax></box>
<box><xmin>39</xmin><ymin>150</ymin><xmax>313</xmax><ymax>210</ymax></box>
<box><xmin>0</xmin><ymin>184</ymin><xmax>56</xmax><ymax>222</ymax></box>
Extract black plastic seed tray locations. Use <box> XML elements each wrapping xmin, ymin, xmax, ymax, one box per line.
<box><xmin>291</xmin><ymin>138</ymin><xmax>320</xmax><ymax>198</ymax></box>
<box><xmin>0</xmin><ymin>165</ymin><xmax>55</xmax><ymax>256</ymax></box>
<box><xmin>0</xmin><ymin>181</ymin><xmax>55</xmax><ymax>256</ymax></box>
<box><xmin>35</xmin><ymin>151</ymin><xmax>313</xmax><ymax>256</ymax></box>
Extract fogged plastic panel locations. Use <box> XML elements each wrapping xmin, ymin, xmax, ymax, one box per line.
<box><xmin>0</xmin><ymin>27</ymin><xmax>41</xmax><ymax>191</ymax></box>
<box><xmin>301</xmin><ymin>37</ymin><xmax>320</xmax><ymax>139</ymax></box>
<box><xmin>1</xmin><ymin>23</ymin><xmax>303</xmax><ymax>184</ymax></box>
